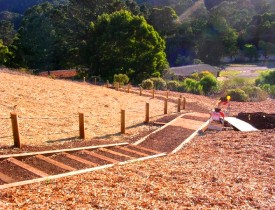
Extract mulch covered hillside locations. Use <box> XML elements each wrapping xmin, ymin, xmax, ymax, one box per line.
<box><xmin>0</xmin><ymin>69</ymin><xmax>274</xmax><ymax>209</ymax></box>
<box><xmin>1</xmin><ymin>129</ymin><xmax>274</xmax><ymax>209</ymax></box>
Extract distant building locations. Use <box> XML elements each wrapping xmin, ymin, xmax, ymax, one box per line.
<box><xmin>170</xmin><ymin>64</ymin><xmax>220</xmax><ymax>79</ymax></box>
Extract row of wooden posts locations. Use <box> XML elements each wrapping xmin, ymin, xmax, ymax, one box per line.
<box><xmin>9</xmin><ymin>99</ymin><xmax>186</xmax><ymax>148</ymax></box>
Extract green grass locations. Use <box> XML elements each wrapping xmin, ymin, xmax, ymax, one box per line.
<box><xmin>219</xmin><ymin>70</ymin><xmax>241</xmax><ymax>77</ymax></box>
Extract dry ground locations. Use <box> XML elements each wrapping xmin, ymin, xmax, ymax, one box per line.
<box><xmin>0</xmin><ymin>69</ymin><xmax>274</xmax><ymax>209</ymax></box>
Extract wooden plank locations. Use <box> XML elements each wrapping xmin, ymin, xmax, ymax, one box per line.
<box><xmin>7</xmin><ymin>158</ymin><xmax>48</xmax><ymax>177</ymax></box>
<box><xmin>36</xmin><ymin>155</ymin><xmax>76</xmax><ymax>171</ymax></box>
<box><xmin>99</xmin><ymin>148</ymin><xmax>133</xmax><ymax>158</ymax></box>
<box><xmin>0</xmin><ymin>142</ymin><xmax>129</xmax><ymax>160</ymax></box>
<box><xmin>63</xmin><ymin>153</ymin><xmax>98</xmax><ymax>167</ymax></box>
<box><xmin>0</xmin><ymin>172</ymin><xmax>15</xmax><ymax>183</ymax></box>
<box><xmin>82</xmin><ymin>150</ymin><xmax>119</xmax><ymax>164</ymax></box>
<box><xmin>128</xmin><ymin>145</ymin><xmax>160</xmax><ymax>154</ymax></box>
<box><xmin>225</xmin><ymin>117</ymin><xmax>258</xmax><ymax>131</ymax></box>
<box><xmin>116</xmin><ymin>146</ymin><xmax>148</xmax><ymax>157</ymax></box>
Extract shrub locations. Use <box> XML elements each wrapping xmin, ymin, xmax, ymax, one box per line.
<box><xmin>167</xmin><ymin>80</ymin><xmax>180</xmax><ymax>91</ymax></box>
<box><xmin>269</xmin><ymin>85</ymin><xmax>275</xmax><ymax>98</ymax></box>
<box><xmin>141</xmin><ymin>79</ymin><xmax>154</xmax><ymax>89</ymax></box>
<box><xmin>199</xmin><ymin>74</ymin><xmax>218</xmax><ymax>95</ymax></box>
<box><xmin>150</xmin><ymin>77</ymin><xmax>166</xmax><ymax>90</ymax></box>
<box><xmin>256</xmin><ymin>70</ymin><xmax>275</xmax><ymax>86</ymax></box>
<box><xmin>226</xmin><ymin>89</ymin><xmax>249</xmax><ymax>102</ymax></box>
<box><xmin>242</xmin><ymin>86</ymin><xmax>268</xmax><ymax>101</ymax></box>
<box><xmin>182</xmin><ymin>78</ymin><xmax>203</xmax><ymax>95</ymax></box>
<box><xmin>114</xmin><ymin>74</ymin><xmax>129</xmax><ymax>86</ymax></box>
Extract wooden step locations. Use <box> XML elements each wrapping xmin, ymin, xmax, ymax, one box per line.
<box><xmin>36</xmin><ymin>155</ymin><xmax>76</xmax><ymax>171</ymax></box>
<box><xmin>115</xmin><ymin>146</ymin><xmax>148</xmax><ymax>157</ymax></box>
<box><xmin>99</xmin><ymin>148</ymin><xmax>133</xmax><ymax>158</ymax></box>
<box><xmin>8</xmin><ymin>158</ymin><xmax>48</xmax><ymax>177</ymax></box>
<box><xmin>82</xmin><ymin>150</ymin><xmax>119</xmax><ymax>164</ymax></box>
<box><xmin>63</xmin><ymin>153</ymin><xmax>98</xmax><ymax>167</ymax></box>
<box><xmin>128</xmin><ymin>145</ymin><xmax>160</xmax><ymax>154</ymax></box>
<box><xmin>0</xmin><ymin>172</ymin><xmax>15</xmax><ymax>183</ymax></box>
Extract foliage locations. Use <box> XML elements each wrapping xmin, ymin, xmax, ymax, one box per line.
<box><xmin>141</xmin><ymin>79</ymin><xmax>154</xmax><ymax>90</ymax></box>
<box><xmin>113</xmin><ymin>74</ymin><xmax>130</xmax><ymax>86</ymax></box>
<box><xmin>243</xmin><ymin>44</ymin><xmax>258</xmax><ymax>61</ymax></box>
<box><xmin>181</xmin><ymin>78</ymin><xmax>203</xmax><ymax>95</ymax></box>
<box><xmin>242</xmin><ymin>86</ymin><xmax>268</xmax><ymax>102</ymax></box>
<box><xmin>255</xmin><ymin>70</ymin><xmax>275</xmax><ymax>86</ymax></box>
<box><xmin>269</xmin><ymin>85</ymin><xmax>275</xmax><ymax>98</ymax></box>
<box><xmin>199</xmin><ymin>74</ymin><xmax>218</xmax><ymax>95</ymax></box>
<box><xmin>150</xmin><ymin>77</ymin><xmax>166</xmax><ymax>90</ymax></box>
<box><xmin>0</xmin><ymin>39</ymin><xmax>11</xmax><ymax>65</ymax></box>
<box><xmin>221</xmin><ymin>77</ymin><xmax>253</xmax><ymax>91</ymax></box>
<box><xmin>86</xmin><ymin>10</ymin><xmax>168</xmax><ymax>84</ymax></box>
<box><xmin>226</xmin><ymin>89</ymin><xmax>249</xmax><ymax>102</ymax></box>
<box><xmin>166</xmin><ymin>80</ymin><xmax>180</xmax><ymax>91</ymax></box>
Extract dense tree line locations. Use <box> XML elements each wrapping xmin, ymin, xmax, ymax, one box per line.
<box><xmin>0</xmin><ymin>0</ymin><xmax>274</xmax><ymax>84</ymax></box>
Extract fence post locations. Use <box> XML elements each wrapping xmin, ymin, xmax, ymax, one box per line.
<box><xmin>166</xmin><ymin>90</ymin><xmax>169</xmax><ymax>99</ymax></box>
<box><xmin>152</xmin><ymin>89</ymin><xmax>155</xmax><ymax>99</ymax></box>
<box><xmin>94</xmin><ymin>77</ymin><xmax>97</xmax><ymax>85</ymax></box>
<box><xmin>178</xmin><ymin>98</ymin><xmax>181</xmax><ymax>112</ymax></box>
<box><xmin>79</xmin><ymin>113</ymin><xmax>85</xmax><ymax>139</ymax></box>
<box><xmin>127</xmin><ymin>84</ymin><xmax>130</xmax><ymax>93</ymax></box>
<box><xmin>145</xmin><ymin>103</ymin><xmax>149</xmax><ymax>123</ymax></box>
<box><xmin>182</xmin><ymin>97</ymin><xmax>186</xmax><ymax>110</ymax></box>
<box><xmin>10</xmin><ymin>112</ymin><xmax>21</xmax><ymax>148</ymax></box>
<box><xmin>83</xmin><ymin>77</ymin><xmax>86</xmax><ymax>83</ymax></box>
<box><xmin>139</xmin><ymin>87</ymin><xmax>142</xmax><ymax>96</ymax></box>
<box><xmin>121</xmin><ymin>109</ymin><xmax>125</xmax><ymax>134</ymax></box>
<box><xmin>164</xmin><ymin>99</ymin><xmax>168</xmax><ymax>114</ymax></box>
<box><xmin>106</xmin><ymin>80</ymin><xmax>109</xmax><ymax>88</ymax></box>
<box><xmin>115</xmin><ymin>82</ymin><xmax>119</xmax><ymax>91</ymax></box>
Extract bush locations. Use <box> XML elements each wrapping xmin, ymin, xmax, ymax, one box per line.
<box><xmin>242</xmin><ymin>86</ymin><xmax>268</xmax><ymax>101</ymax></box>
<box><xmin>141</xmin><ymin>79</ymin><xmax>154</xmax><ymax>89</ymax></box>
<box><xmin>167</xmin><ymin>80</ymin><xmax>180</xmax><ymax>91</ymax></box>
<box><xmin>114</xmin><ymin>74</ymin><xmax>129</xmax><ymax>86</ymax></box>
<box><xmin>270</xmin><ymin>85</ymin><xmax>275</xmax><ymax>98</ymax></box>
<box><xmin>199</xmin><ymin>74</ymin><xmax>218</xmax><ymax>95</ymax></box>
<box><xmin>150</xmin><ymin>77</ymin><xmax>166</xmax><ymax>90</ymax></box>
<box><xmin>181</xmin><ymin>78</ymin><xmax>203</xmax><ymax>95</ymax></box>
<box><xmin>226</xmin><ymin>89</ymin><xmax>249</xmax><ymax>102</ymax></box>
<box><xmin>256</xmin><ymin>70</ymin><xmax>275</xmax><ymax>86</ymax></box>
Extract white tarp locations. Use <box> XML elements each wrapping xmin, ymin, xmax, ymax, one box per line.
<box><xmin>225</xmin><ymin>117</ymin><xmax>258</xmax><ymax>131</ymax></box>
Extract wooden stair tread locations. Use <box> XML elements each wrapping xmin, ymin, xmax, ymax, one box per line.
<box><xmin>116</xmin><ymin>146</ymin><xmax>148</xmax><ymax>156</ymax></box>
<box><xmin>82</xmin><ymin>150</ymin><xmax>119</xmax><ymax>164</ymax></box>
<box><xmin>63</xmin><ymin>153</ymin><xmax>98</xmax><ymax>167</ymax></box>
<box><xmin>36</xmin><ymin>155</ymin><xmax>76</xmax><ymax>171</ymax></box>
<box><xmin>129</xmin><ymin>145</ymin><xmax>160</xmax><ymax>154</ymax></box>
<box><xmin>8</xmin><ymin>157</ymin><xmax>48</xmax><ymax>177</ymax></box>
<box><xmin>99</xmin><ymin>148</ymin><xmax>133</xmax><ymax>158</ymax></box>
<box><xmin>0</xmin><ymin>171</ymin><xmax>15</xmax><ymax>183</ymax></box>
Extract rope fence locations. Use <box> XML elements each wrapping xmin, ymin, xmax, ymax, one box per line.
<box><xmin>0</xmin><ymin>91</ymin><xmax>187</xmax><ymax>148</ymax></box>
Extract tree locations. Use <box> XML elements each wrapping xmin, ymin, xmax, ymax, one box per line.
<box><xmin>148</xmin><ymin>6</ymin><xmax>178</xmax><ymax>36</ymax></box>
<box><xmin>243</xmin><ymin>44</ymin><xmax>258</xmax><ymax>61</ymax></box>
<box><xmin>0</xmin><ymin>39</ymin><xmax>11</xmax><ymax>65</ymax></box>
<box><xmin>0</xmin><ymin>20</ymin><xmax>16</xmax><ymax>45</ymax></box>
<box><xmin>85</xmin><ymin>10</ymin><xmax>168</xmax><ymax>84</ymax></box>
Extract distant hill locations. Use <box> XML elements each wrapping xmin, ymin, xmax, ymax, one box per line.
<box><xmin>0</xmin><ymin>0</ymin><xmax>67</xmax><ymax>14</ymax></box>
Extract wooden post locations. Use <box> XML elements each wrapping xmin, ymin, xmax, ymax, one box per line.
<box><xmin>182</xmin><ymin>97</ymin><xmax>186</xmax><ymax>110</ymax></box>
<box><xmin>106</xmin><ymin>80</ymin><xmax>109</xmax><ymax>88</ymax></box>
<box><xmin>121</xmin><ymin>109</ymin><xmax>125</xmax><ymax>134</ymax></box>
<box><xmin>115</xmin><ymin>83</ymin><xmax>119</xmax><ymax>91</ymax></box>
<box><xmin>164</xmin><ymin>99</ymin><xmax>168</xmax><ymax>114</ymax></box>
<box><xmin>10</xmin><ymin>112</ymin><xmax>21</xmax><ymax>148</ymax></box>
<box><xmin>94</xmin><ymin>77</ymin><xmax>97</xmax><ymax>85</ymax></box>
<box><xmin>145</xmin><ymin>103</ymin><xmax>149</xmax><ymax>123</ymax></box>
<box><xmin>152</xmin><ymin>89</ymin><xmax>155</xmax><ymax>99</ymax></box>
<box><xmin>177</xmin><ymin>98</ymin><xmax>181</xmax><ymax>112</ymax></box>
<box><xmin>79</xmin><ymin>113</ymin><xmax>85</xmax><ymax>139</ymax></box>
<box><xmin>166</xmin><ymin>90</ymin><xmax>169</xmax><ymax>99</ymax></box>
<box><xmin>127</xmin><ymin>84</ymin><xmax>130</xmax><ymax>93</ymax></box>
<box><xmin>83</xmin><ymin>77</ymin><xmax>86</xmax><ymax>82</ymax></box>
<box><xmin>139</xmin><ymin>87</ymin><xmax>142</xmax><ymax>96</ymax></box>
